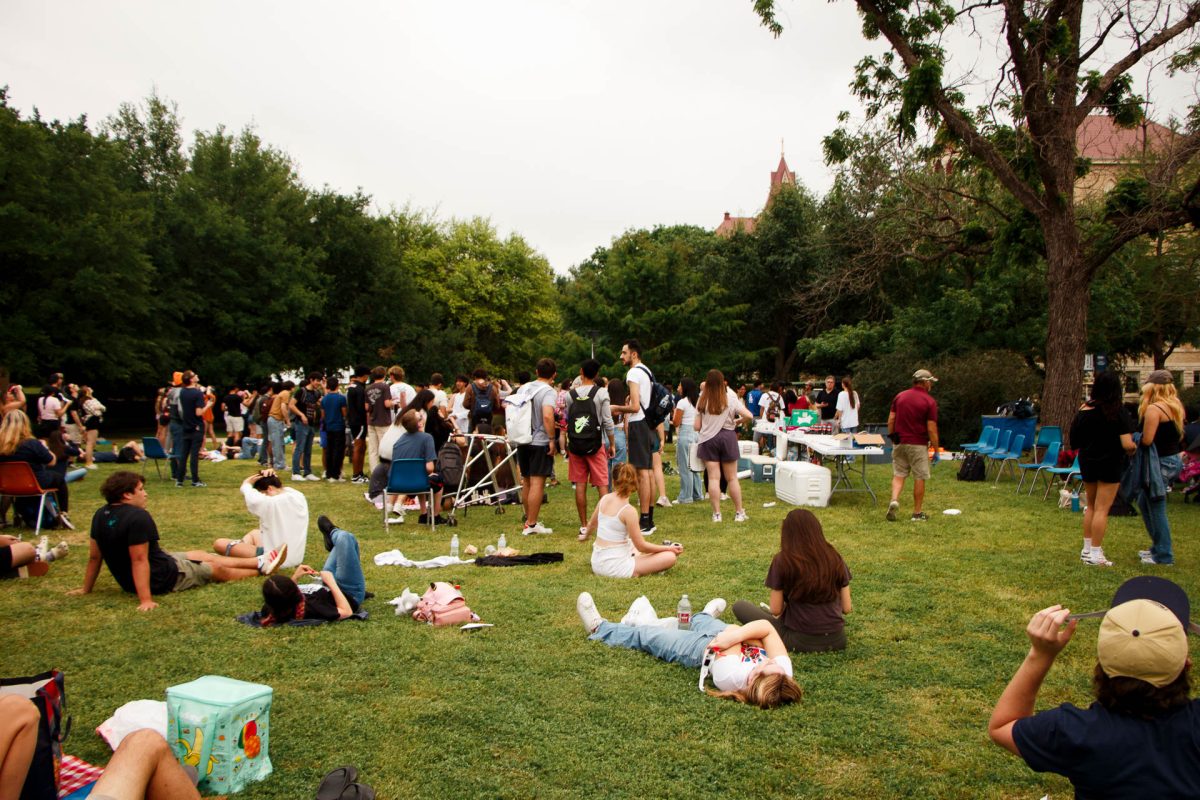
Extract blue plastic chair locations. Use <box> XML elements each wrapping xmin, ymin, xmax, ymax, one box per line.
<box><xmin>1035</xmin><ymin>425</ymin><xmax>1063</xmax><ymax>448</ymax></box>
<box><xmin>961</xmin><ymin>426</ymin><xmax>996</xmax><ymax>453</ymax></box>
<box><xmin>1016</xmin><ymin>441</ymin><xmax>1061</xmax><ymax>495</ymax></box>
<box><xmin>988</xmin><ymin>434</ymin><xmax>1025</xmax><ymax>484</ymax></box>
<box><xmin>978</xmin><ymin>429</ymin><xmax>1011</xmax><ymax>458</ymax></box>
<box><xmin>1042</xmin><ymin>455</ymin><xmax>1082</xmax><ymax>500</ymax></box>
<box><xmin>384</xmin><ymin>458</ymin><xmax>436</xmax><ymax>531</ymax></box>
<box><xmin>141</xmin><ymin>436</ymin><xmax>177</xmax><ymax>481</ymax></box>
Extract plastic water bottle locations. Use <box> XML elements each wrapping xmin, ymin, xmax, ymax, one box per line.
<box><xmin>450</xmin><ymin>533</ymin><xmax>460</xmax><ymax>558</ymax></box>
<box><xmin>1070</xmin><ymin>491</ymin><xmax>1080</xmax><ymax>513</ymax></box>
<box><xmin>677</xmin><ymin>594</ymin><xmax>692</xmax><ymax>630</ymax></box>
<box><xmin>497</xmin><ymin>532</ymin><xmax>507</xmax><ymax>551</ymax></box>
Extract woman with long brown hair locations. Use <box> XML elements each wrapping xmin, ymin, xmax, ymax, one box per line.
<box><xmin>1135</xmin><ymin>370</ymin><xmax>1186</xmax><ymax>565</ymax></box>
<box><xmin>695</xmin><ymin>369</ymin><xmax>753</xmax><ymax>523</ymax></box>
<box><xmin>0</xmin><ymin>410</ymin><xmax>73</xmax><ymax>527</ymax></box>
<box><xmin>732</xmin><ymin>509</ymin><xmax>852</xmax><ymax>652</ymax></box>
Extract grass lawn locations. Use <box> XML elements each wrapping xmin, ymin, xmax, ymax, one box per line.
<box><xmin>4</xmin><ymin>438</ymin><xmax>1198</xmax><ymax>799</ymax></box>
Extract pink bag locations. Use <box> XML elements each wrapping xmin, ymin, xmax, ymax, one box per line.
<box><xmin>412</xmin><ymin>582</ymin><xmax>480</xmax><ymax>627</ymax></box>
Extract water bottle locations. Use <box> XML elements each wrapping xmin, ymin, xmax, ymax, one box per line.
<box><xmin>497</xmin><ymin>532</ymin><xmax>507</xmax><ymax>551</ymax></box>
<box><xmin>450</xmin><ymin>533</ymin><xmax>460</xmax><ymax>558</ymax></box>
<box><xmin>677</xmin><ymin>594</ymin><xmax>692</xmax><ymax>630</ymax></box>
<box><xmin>1070</xmin><ymin>491</ymin><xmax>1080</xmax><ymax>513</ymax></box>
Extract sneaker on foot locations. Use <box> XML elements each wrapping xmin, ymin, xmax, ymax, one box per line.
<box><xmin>720</xmin><ymin>493</ymin><xmax>730</xmax><ymax>501</ymax></box>
<box><xmin>1138</xmin><ymin>549</ymin><xmax>1153</xmax><ymax>560</ymax></box>
<box><xmin>305</xmin><ymin>473</ymin><xmax>320</xmax><ymax>481</ymax></box>
<box><xmin>712</xmin><ymin>513</ymin><xmax>722</xmax><ymax>523</ymax></box>
<box><xmin>317</xmin><ymin>515</ymin><xmax>336</xmax><ymax>552</ymax></box>
<box><xmin>702</xmin><ymin>598</ymin><xmax>727</xmax><ymax>618</ymax></box>
<box><xmin>656</xmin><ymin>496</ymin><xmax>672</xmax><ymax>508</ymax></box>
<box><xmin>292</xmin><ymin>474</ymin><xmax>307</xmax><ymax>482</ymax></box>
<box><xmin>191</xmin><ymin>481</ymin><xmax>207</xmax><ymax>488</ymax></box>
<box><xmin>58</xmin><ymin>513</ymin><xmax>75</xmax><ymax>531</ymax></box>
<box><xmin>258</xmin><ymin>544</ymin><xmax>288</xmax><ymax>575</ymax></box>
<box><xmin>734</xmin><ymin>510</ymin><xmax>749</xmax><ymax>523</ymax></box>
<box><xmin>911</xmin><ymin>512</ymin><xmax>928</xmax><ymax>521</ymax></box>
<box><xmin>577</xmin><ymin>592</ymin><xmax>603</xmax><ymax>633</ymax></box>
<box><xmin>386</xmin><ymin>513</ymin><xmax>405</xmax><ymax>525</ymax></box>
<box><xmin>523</xmin><ymin>522</ymin><xmax>553</xmax><ymax>535</ymax></box>
<box><xmin>175</xmin><ymin>481</ymin><xmax>184</xmax><ymax>488</ymax></box>
<box><xmin>1083</xmin><ymin>549</ymin><xmax>1113</xmax><ymax>567</ymax></box>
<box><xmin>46</xmin><ymin>541</ymin><xmax>69</xmax><ymax>562</ymax></box>
<box><xmin>640</xmin><ymin>524</ymin><xmax>657</xmax><ymax>536</ymax></box>
<box><xmin>886</xmin><ymin>500</ymin><xmax>899</xmax><ymax>521</ymax></box>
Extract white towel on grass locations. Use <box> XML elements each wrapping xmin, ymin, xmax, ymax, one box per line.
<box><xmin>373</xmin><ymin>550</ymin><xmax>473</xmax><ymax>568</ymax></box>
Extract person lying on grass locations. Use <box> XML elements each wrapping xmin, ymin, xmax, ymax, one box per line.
<box><xmin>576</xmin><ymin>592</ymin><xmax>802</xmax><ymax>708</ymax></box>
<box><xmin>988</xmin><ymin>576</ymin><xmax>1200</xmax><ymax>797</ymax></box>
<box><xmin>259</xmin><ymin>515</ymin><xmax>366</xmax><ymax>626</ymax></box>
<box><xmin>68</xmin><ymin>471</ymin><xmax>286</xmax><ymax>611</ymax></box>
<box><xmin>732</xmin><ymin>508</ymin><xmax>851</xmax><ymax>653</ymax></box>
<box><xmin>581</xmin><ymin>463</ymin><xmax>681</xmax><ymax>577</ymax></box>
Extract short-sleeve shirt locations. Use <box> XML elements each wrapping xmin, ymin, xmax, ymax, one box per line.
<box><xmin>90</xmin><ymin>503</ymin><xmax>179</xmax><ymax>595</ymax></box>
<box><xmin>389</xmin><ymin>382</ymin><xmax>413</xmax><ymax>414</ymax></box>
<box><xmin>321</xmin><ymin>392</ymin><xmax>348</xmax><ymax>432</ymax></box>
<box><xmin>391</xmin><ymin>430</ymin><xmax>437</xmax><ymax>464</ymax></box>
<box><xmin>365</xmin><ymin>382</ymin><xmax>391</xmax><ymax>427</ymax></box>
<box><xmin>835</xmin><ymin>392</ymin><xmax>860</xmax><ymax>429</ymax></box>
<box><xmin>676</xmin><ymin>397</ymin><xmax>698</xmax><ymax>429</ymax></box>
<box><xmin>270</xmin><ymin>390</ymin><xmax>291</xmax><ymax>422</ymax></box>
<box><xmin>1012</xmin><ymin>700</ymin><xmax>1200</xmax><ymax>798</ymax></box>
<box><xmin>345</xmin><ymin>382</ymin><xmax>366</xmax><ymax>428</ymax></box>
<box><xmin>709</xmin><ymin>646</ymin><xmax>794</xmax><ymax>692</ymax></box>
<box><xmin>298</xmin><ymin>582</ymin><xmax>360</xmax><ymax>621</ymax></box>
<box><xmin>697</xmin><ymin>388</ymin><xmax>742</xmax><ymax>443</ymax></box>
<box><xmin>223</xmin><ymin>394</ymin><xmax>243</xmax><ymax>417</ymax></box>
<box><xmin>625</xmin><ymin>365</ymin><xmax>652</xmax><ymax>423</ymax></box>
<box><xmin>766</xmin><ymin>553</ymin><xmax>851</xmax><ymax>635</ymax></box>
<box><xmin>746</xmin><ymin>388</ymin><xmax>763</xmax><ymax>417</ymax></box>
<box><xmin>0</xmin><ymin>439</ymin><xmax>55</xmax><ymax>485</ymax></box>
<box><xmin>179</xmin><ymin>387</ymin><xmax>206</xmax><ymax>432</ymax></box>
<box><xmin>816</xmin><ymin>388</ymin><xmax>840</xmax><ymax>420</ymax></box>
<box><xmin>526</xmin><ymin>382</ymin><xmax>556</xmax><ymax>446</ymax></box>
<box><xmin>890</xmin><ymin>386</ymin><xmax>938</xmax><ymax>445</ymax></box>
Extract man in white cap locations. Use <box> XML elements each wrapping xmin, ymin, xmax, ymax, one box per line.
<box><xmin>988</xmin><ymin>576</ymin><xmax>1199</xmax><ymax>796</ymax></box>
<box><xmin>885</xmin><ymin>369</ymin><xmax>940</xmax><ymax>522</ymax></box>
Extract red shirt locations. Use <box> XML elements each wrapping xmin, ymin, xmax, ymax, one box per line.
<box><xmin>890</xmin><ymin>386</ymin><xmax>938</xmax><ymax>445</ymax></box>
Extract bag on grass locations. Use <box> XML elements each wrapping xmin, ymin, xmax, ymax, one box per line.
<box><xmin>0</xmin><ymin>669</ymin><xmax>70</xmax><ymax>800</ymax></box>
<box><xmin>413</xmin><ymin>581</ymin><xmax>479</xmax><ymax>626</ymax></box>
<box><xmin>956</xmin><ymin>452</ymin><xmax>985</xmax><ymax>482</ymax></box>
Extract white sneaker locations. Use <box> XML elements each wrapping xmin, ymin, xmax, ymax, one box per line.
<box><xmin>886</xmin><ymin>500</ymin><xmax>899</xmax><ymax>522</ymax></box>
<box><xmin>386</xmin><ymin>513</ymin><xmax>405</xmax><ymax>525</ymax></box>
<box><xmin>305</xmin><ymin>473</ymin><xmax>320</xmax><ymax>481</ymax></box>
<box><xmin>656</xmin><ymin>496</ymin><xmax>672</xmax><ymax>508</ymax></box>
<box><xmin>577</xmin><ymin>592</ymin><xmax>603</xmax><ymax>633</ymax></box>
<box><xmin>1083</xmin><ymin>548</ymin><xmax>1113</xmax><ymax>567</ymax></box>
<box><xmin>523</xmin><ymin>522</ymin><xmax>553</xmax><ymax>535</ymax></box>
<box><xmin>258</xmin><ymin>544</ymin><xmax>288</xmax><ymax>575</ymax></box>
<box><xmin>734</xmin><ymin>510</ymin><xmax>749</xmax><ymax>523</ymax></box>
<box><xmin>621</xmin><ymin>596</ymin><xmax>658</xmax><ymax>627</ymax></box>
<box><xmin>46</xmin><ymin>541</ymin><xmax>69</xmax><ymax>562</ymax></box>
<box><xmin>702</xmin><ymin>598</ymin><xmax>727</xmax><ymax>618</ymax></box>
<box><xmin>720</xmin><ymin>493</ymin><xmax>730</xmax><ymax>501</ymax></box>
<box><xmin>292</xmin><ymin>474</ymin><xmax>306</xmax><ymax>482</ymax></box>
<box><xmin>1138</xmin><ymin>550</ymin><xmax>1152</xmax><ymax>559</ymax></box>
<box><xmin>712</xmin><ymin>512</ymin><xmax>722</xmax><ymax>523</ymax></box>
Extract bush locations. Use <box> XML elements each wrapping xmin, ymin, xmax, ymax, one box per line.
<box><xmin>850</xmin><ymin>349</ymin><xmax>1042</xmax><ymax>448</ymax></box>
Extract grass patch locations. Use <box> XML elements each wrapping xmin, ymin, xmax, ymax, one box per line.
<box><xmin>4</xmin><ymin>442</ymin><xmax>1197</xmax><ymax>798</ymax></box>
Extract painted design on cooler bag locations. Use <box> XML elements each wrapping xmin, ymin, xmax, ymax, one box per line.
<box><xmin>239</xmin><ymin>719</ymin><xmax>262</xmax><ymax>758</ymax></box>
<box><xmin>177</xmin><ymin>725</ymin><xmax>219</xmax><ymax>776</ymax></box>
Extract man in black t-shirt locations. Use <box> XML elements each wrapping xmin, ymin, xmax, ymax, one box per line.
<box><xmin>222</xmin><ymin>385</ymin><xmax>245</xmax><ymax>445</ymax></box>
<box><xmin>814</xmin><ymin>375</ymin><xmax>840</xmax><ymax>422</ymax></box>
<box><xmin>68</xmin><ymin>472</ymin><xmax>288</xmax><ymax>611</ymax></box>
<box><xmin>346</xmin><ymin>365</ymin><xmax>370</xmax><ymax>483</ymax></box>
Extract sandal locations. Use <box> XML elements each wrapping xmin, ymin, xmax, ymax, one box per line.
<box><xmin>340</xmin><ymin>783</ymin><xmax>376</xmax><ymax>800</ymax></box>
<box><xmin>316</xmin><ymin>766</ymin><xmax>359</xmax><ymax>800</ymax></box>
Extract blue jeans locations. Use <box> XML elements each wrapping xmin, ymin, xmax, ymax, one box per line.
<box><xmin>590</xmin><ymin>612</ymin><xmax>726</xmax><ymax>669</ymax></box>
<box><xmin>1139</xmin><ymin>453</ymin><xmax>1181</xmax><ymax>564</ymax></box>
<box><xmin>239</xmin><ymin>438</ymin><xmax>262</xmax><ymax>460</ymax></box>
<box><xmin>675</xmin><ymin>426</ymin><xmax>703</xmax><ymax>503</ymax></box>
<box><xmin>323</xmin><ymin>528</ymin><xmax>366</xmax><ymax>606</ymax></box>
<box><xmin>266</xmin><ymin>417</ymin><xmax>287</xmax><ymax>470</ymax></box>
<box><xmin>168</xmin><ymin>420</ymin><xmax>185</xmax><ymax>481</ymax></box>
<box><xmin>180</xmin><ymin>429</ymin><xmax>202</xmax><ymax>483</ymax></box>
<box><xmin>608</xmin><ymin>426</ymin><xmax>628</xmax><ymax>488</ymax></box>
<box><xmin>292</xmin><ymin>421</ymin><xmax>314</xmax><ymax>475</ymax></box>
<box><xmin>65</xmin><ymin>467</ymin><xmax>88</xmax><ymax>484</ymax></box>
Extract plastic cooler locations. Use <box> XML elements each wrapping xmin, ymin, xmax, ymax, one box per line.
<box><xmin>736</xmin><ymin>440</ymin><xmax>760</xmax><ymax>472</ymax></box>
<box><xmin>748</xmin><ymin>454</ymin><xmax>779</xmax><ymax>482</ymax></box>
<box><xmin>774</xmin><ymin>461</ymin><xmax>832</xmax><ymax>507</ymax></box>
<box><xmin>166</xmin><ymin>675</ymin><xmax>273</xmax><ymax>794</ymax></box>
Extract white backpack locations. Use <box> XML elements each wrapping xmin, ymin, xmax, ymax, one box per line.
<box><xmin>503</xmin><ymin>384</ymin><xmax>536</xmax><ymax>446</ymax></box>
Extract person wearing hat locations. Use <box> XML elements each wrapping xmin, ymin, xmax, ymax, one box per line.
<box><xmin>989</xmin><ymin>577</ymin><xmax>1200</xmax><ymax>796</ymax></box>
<box><xmin>885</xmin><ymin>369</ymin><xmax>940</xmax><ymax>522</ymax></box>
<box><xmin>1133</xmin><ymin>369</ymin><xmax>1186</xmax><ymax>565</ymax></box>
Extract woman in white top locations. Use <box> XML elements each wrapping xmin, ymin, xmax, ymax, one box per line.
<box><xmin>576</xmin><ymin>592</ymin><xmax>803</xmax><ymax>708</ymax></box>
<box><xmin>695</xmin><ymin>369</ymin><xmax>754</xmax><ymax>523</ymax></box>
<box><xmin>833</xmin><ymin>376</ymin><xmax>860</xmax><ymax>433</ymax></box>
<box><xmin>78</xmin><ymin>386</ymin><xmax>107</xmax><ymax>468</ymax></box>
<box><xmin>671</xmin><ymin>378</ymin><xmax>703</xmax><ymax>504</ymax></box>
<box><xmin>582</xmin><ymin>463</ymin><xmax>682</xmax><ymax>577</ymax></box>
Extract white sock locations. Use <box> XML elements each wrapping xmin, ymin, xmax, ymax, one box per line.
<box><xmin>1083</xmin><ymin>537</ymin><xmax>1092</xmax><ymax>552</ymax></box>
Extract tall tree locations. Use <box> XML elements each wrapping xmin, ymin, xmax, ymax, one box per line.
<box><xmin>755</xmin><ymin>0</ymin><xmax>1200</xmax><ymax>430</ymax></box>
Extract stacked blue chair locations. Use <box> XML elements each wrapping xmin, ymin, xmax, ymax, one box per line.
<box><xmin>962</xmin><ymin>426</ymin><xmax>997</xmax><ymax>453</ymax></box>
<box><xmin>988</xmin><ymin>434</ymin><xmax>1026</xmax><ymax>484</ymax></box>
<box><xmin>1016</xmin><ymin>441</ymin><xmax>1061</xmax><ymax>495</ymax></box>
<box><xmin>978</xmin><ymin>429</ymin><xmax>1011</xmax><ymax>459</ymax></box>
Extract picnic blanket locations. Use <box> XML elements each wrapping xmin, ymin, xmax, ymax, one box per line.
<box><xmin>373</xmin><ymin>550</ymin><xmax>474</xmax><ymax>568</ymax></box>
<box><xmin>236</xmin><ymin>609</ymin><xmax>368</xmax><ymax>627</ymax></box>
<box><xmin>474</xmin><ymin>553</ymin><xmax>563</xmax><ymax>567</ymax></box>
<box><xmin>59</xmin><ymin>754</ymin><xmax>103</xmax><ymax>798</ymax></box>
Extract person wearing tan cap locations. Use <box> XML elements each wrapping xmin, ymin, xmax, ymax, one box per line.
<box><xmin>885</xmin><ymin>369</ymin><xmax>940</xmax><ymax>522</ymax></box>
<box><xmin>989</xmin><ymin>577</ymin><xmax>1199</xmax><ymax>796</ymax></box>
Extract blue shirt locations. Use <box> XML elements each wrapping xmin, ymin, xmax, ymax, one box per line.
<box><xmin>321</xmin><ymin>392</ymin><xmax>348</xmax><ymax>432</ymax></box>
<box><xmin>746</xmin><ymin>388</ymin><xmax>763</xmax><ymax>417</ymax></box>
<box><xmin>391</xmin><ymin>431</ymin><xmax>436</xmax><ymax>465</ymax></box>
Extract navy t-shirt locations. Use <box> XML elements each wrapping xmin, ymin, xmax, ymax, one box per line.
<box><xmin>179</xmin><ymin>387</ymin><xmax>206</xmax><ymax>432</ymax></box>
<box><xmin>391</xmin><ymin>431</ymin><xmax>436</xmax><ymax>464</ymax></box>
<box><xmin>1013</xmin><ymin>700</ymin><xmax>1200</xmax><ymax>798</ymax></box>
<box><xmin>321</xmin><ymin>393</ymin><xmax>348</xmax><ymax>432</ymax></box>
<box><xmin>89</xmin><ymin>503</ymin><xmax>180</xmax><ymax>595</ymax></box>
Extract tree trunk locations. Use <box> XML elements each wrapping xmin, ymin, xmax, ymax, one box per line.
<box><xmin>1042</xmin><ymin>222</ymin><xmax>1089</xmax><ymax>446</ymax></box>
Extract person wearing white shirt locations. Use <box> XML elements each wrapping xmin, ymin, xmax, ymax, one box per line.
<box><xmin>212</xmin><ymin>469</ymin><xmax>309</xmax><ymax>568</ymax></box>
<box><xmin>834</xmin><ymin>376</ymin><xmax>861</xmax><ymax>433</ymax></box>
<box><xmin>386</xmin><ymin>366</ymin><xmax>413</xmax><ymax>422</ymax></box>
<box><xmin>429</xmin><ymin>373</ymin><xmax>450</xmax><ymax>418</ymax></box>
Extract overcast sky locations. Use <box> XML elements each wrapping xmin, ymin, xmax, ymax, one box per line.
<box><xmin>3</xmin><ymin>1</ymin><xmax>1196</xmax><ymax>273</ymax></box>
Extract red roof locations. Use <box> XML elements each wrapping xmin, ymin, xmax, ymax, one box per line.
<box><xmin>1076</xmin><ymin>115</ymin><xmax>1175</xmax><ymax>162</ymax></box>
<box><xmin>769</xmin><ymin>155</ymin><xmax>796</xmax><ymax>195</ymax></box>
<box><xmin>716</xmin><ymin>212</ymin><xmax>756</xmax><ymax>237</ymax></box>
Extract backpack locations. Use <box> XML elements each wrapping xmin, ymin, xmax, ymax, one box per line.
<box><xmin>764</xmin><ymin>392</ymin><xmax>781</xmax><ymax>423</ymax></box>
<box><xmin>634</xmin><ymin>365</ymin><xmax>675</xmax><ymax>428</ymax></box>
<box><xmin>503</xmin><ymin>384</ymin><xmax>538</xmax><ymax>446</ymax></box>
<box><xmin>437</xmin><ymin>440</ymin><xmax>465</xmax><ymax>489</ymax></box>
<box><xmin>412</xmin><ymin>582</ymin><xmax>479</xmax><ymax>627</ymax></box>
<box><xmin>469</xmin><ymin>386</ymin><xmax>496</xmax><ymax>428</ymax></box>
<box><xmin>956</xmin><ymin>452</ymin><xmax>985</xmax><ymax>482</ymax></box>
<box><xmin>566</xmin><ymin>387</ymin><xmax>603</xmax><ymax>456</ymax></box>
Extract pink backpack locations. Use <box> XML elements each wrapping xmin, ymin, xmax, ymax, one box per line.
<box><xmin>412</xmin><ymin>582</ymin><xmax>479</xmax><ymax>626</ymax></box>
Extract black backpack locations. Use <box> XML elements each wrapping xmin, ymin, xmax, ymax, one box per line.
<box><xmin>470</xmin><ymin>386</ymin><xmax>495</xmax><ymax>427</ymax></box>
<box><xmin>566</xmin><ymin>387</ymin><xmax>603</xmax><ymax>456</ymax></box>
<box><xmin>956</xmin><ymin>452</ymin><xmax>985</xmax><ymax>482</ymax></box>
<box><xmin>635</xmin><ymin>365</ymin><xmax>676</xmax><ymax>428</ymax></box>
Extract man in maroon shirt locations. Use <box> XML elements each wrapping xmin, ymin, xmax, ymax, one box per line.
<box><xmin>886</xmin><ymin>369</ymin><xmax>940</xmax><ymax>521</ymax></box>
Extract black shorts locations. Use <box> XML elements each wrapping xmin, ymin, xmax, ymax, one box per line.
<box><xmin>0</xmin><ymin>545</ymin><xmax>12</xmax><ymax>574</ymax></box>
<box><xmin>349</xmin><ymin>422</ymin><xmax>367</xmax><ymax>441</ymax></box>
<box><xmin>84</xmin><ymin>417</ymin><xmax>102</xmax><ymax>431</ymax></box>
<box><xmin>627</xmin><ymin>420</ymin><xmax>656</xmax><ymax>470</ymax></box>
<box><xmin>516</xmin><ymin>444</ymin><xmax>554</xmax><ymax>478</ymax></box>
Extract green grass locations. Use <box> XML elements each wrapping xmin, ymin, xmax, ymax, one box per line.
<box><xmin>4</xmin><ymin>442</ymin><xmax>1198</xmax><ymax>799</ymax></box>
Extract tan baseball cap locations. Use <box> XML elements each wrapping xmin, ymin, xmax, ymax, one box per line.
<box><xmin>1098</xmin><ymin>599</ymin><xmax>1189</xmax><ymax>687</ymax></box>
<box><xmin>912</xmin><ymin>369</ymin><xmax>938</xmax><ymax>382</ymax></box>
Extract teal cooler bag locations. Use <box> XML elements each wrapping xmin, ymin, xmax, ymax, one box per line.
<box><xmin>166</xmin><ymin>676</ymin><xmax>272</xmax><ymax>794</ymax></box>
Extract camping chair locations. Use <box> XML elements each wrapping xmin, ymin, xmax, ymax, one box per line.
<box><xmin>1042</xmin><ymin>455</ymin><xmax>1082</xmax><ymax>500</ymax></box>
<box><xmin>1016</xmin><ymin>441</ymin><xmax>1060</xmax><ymax>495</ymax></box>
<box><xmin>978</xmin><ymin>429</ymin><xmax>1011</xmax><ymax>458</ymax></box>
<box><xmin>384</xmin><ymin>458</ymin><xmax>437</xmax><ymax>531</ymax></box>
<box><xmin>961</xmin><ymin>426</ymin><xmax>996</xmax><ymax>453</ymax></box>
<box><xmin>988</xmin><ymin>434</ymin><xmax>1025</xmax><ymax>485</ymax></box>
<box><xmin>0</xmin><ymin>462</ymin><xmax>59</xmax><ymax>538</ymax></box>
<box><xmin>141</xmin><ymin>437</ymin><xmax>176</xmax><ymax>480</ymax></box>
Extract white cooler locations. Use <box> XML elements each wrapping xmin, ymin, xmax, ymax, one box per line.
<box><xmin>736</xmin><ymin>440</ymin><xmax>760</xmax><ymax>472</ymax></box>
<box><xmin>748</xmin><ymin>454</ymin><xmax>779</xmax><ymax>483</ymax></box>
<box><xmin>775</xmin><ymin>461</ymin><xmax>832</xmax><ymax>507</ymax></box>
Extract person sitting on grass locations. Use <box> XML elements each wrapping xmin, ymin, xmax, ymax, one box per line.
<box><xmin>212</xmin><ymin>468</ymin><xmax>307</xmax><ymax>568</ymax></box>
<box><xmin>259</xmin><ymin>515</ymin><xmax>366</xmax><ymax>625</ymax></box>
<box><xmin>988</xmin><ymin>576</ymin><xmax>1200</xmax><ymax>796</ymax></box>
<box><xmin>0</xmin><ymin>533</ymin><xmax>67</xmax><ymax>579</ymax></box>
<box><xmin>68</xmin><ymin>471</ymin><xmax>286</xmax><ymax>611</ymax></box>
<box><xmin>576</xmin><ymin>592</ymin><xmax>803</xmax><ymax>708</ymax></box>
<box><xmin>732</xmin><ymin>509</ymin><xmax>851</xmax><ymax>653</ymax></box>
<box><xmin>581</xmin><ymin>463</ymin><xmax>681</xmax><ymax>577</ymax></box>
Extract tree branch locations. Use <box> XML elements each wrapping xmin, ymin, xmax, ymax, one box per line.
<box><xmin>1079</xmin><ymin>12</ymin><xmax>1125</xmax><ymax>62</ymax></box>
